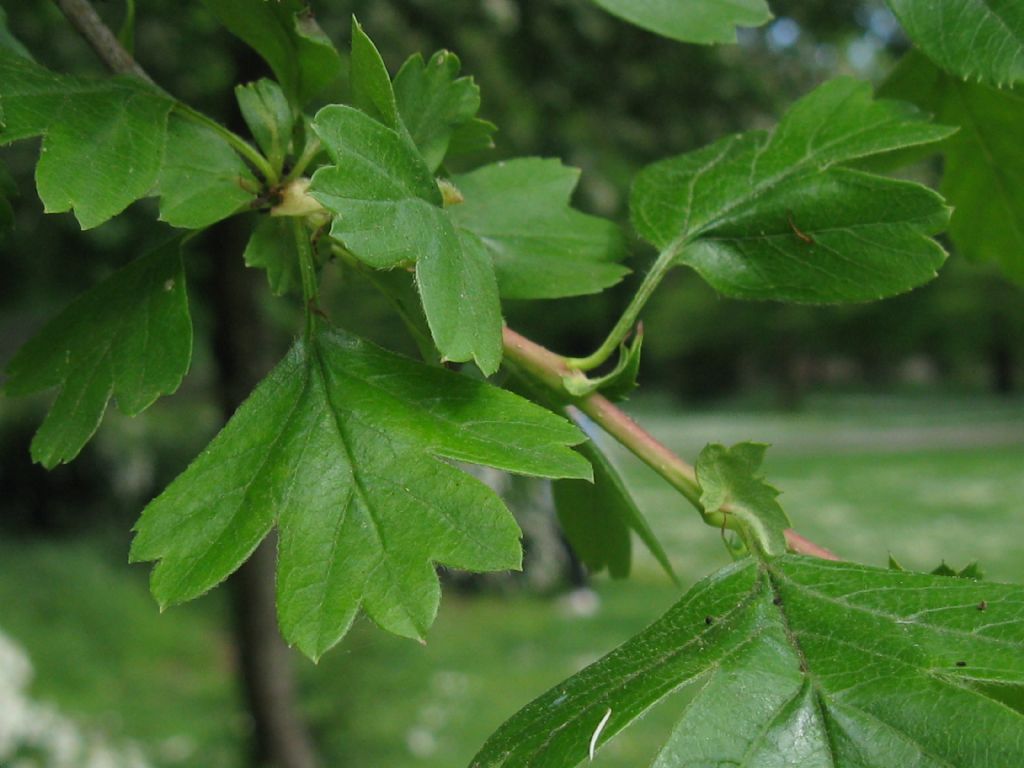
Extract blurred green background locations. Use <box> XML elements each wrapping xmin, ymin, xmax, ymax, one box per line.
<box><xmin>1</xmin><ymin>1</ymin><xmax>1022</xmax><ymax>766</ymax></box>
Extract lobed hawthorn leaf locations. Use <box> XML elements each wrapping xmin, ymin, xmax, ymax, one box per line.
<box><xmin>881</xmin><ymin>51</ymin><xmax>1024</xmax><ymax>284</ymax></box>
<box><xmin>0</xmin><ymin>53</ymin><xmax>172</xmax><ymax>230</ymax></box>
<box><xmin>394</xmin><ymin>49</ymin><xmax>489</xmax><ymax>172</ymax></box>
<box><xmin>554</xmin><ymin>423</ymin><xmax>676</xmax><ymax>584</ymax></box>
<box><xmin>632</xmin><ymin>77</ymin><xmax>956</xmax><ymax>304</ymax></box>
<box><xmin>309</xmin><ymin>104</ymin><xmax>505</xmax><ymax>373</ymax></box>
<box><xmin>697</xmin><ymin>442</ymin><xmax>790</xmax><ymax>557</ymax></box>
<box><xmin>130</xmin><ymin>326</ymin><xmax>591</xmax><ymax>660</ymax></box>
<box><xmin>157</xmin><ymin>114</ymin><xmax>257</xmax><ymax>229</ymax></box>
<box><xmin>886</xmin><ymin>0</ymin><xmax>1024</xmax><ymax>87</ymax></box>
<box><xmin>318</xmin><ymin>22</ymin><xmax>625</xmax><ymax>367</ymax></box>
<box><xmin>590</xmin><ymin>0</ymin><xmax>772</xmax><ymax>45</ymax></box>
<box><xmin>449</xmin><ymin>159</ymin><xmax>628</xmax><ymax>300</ymax></box>
<box><xmin>0</xmin><ymin>54</ymin><xmax>256</xmax><ymax>230</ymax></box>
<box><xmin>4</xmin><ymin>240</ymin><xmax>192</xmax><ymax>468</ymax></box>
<box><xmin>472</xmin><ymin>556</ymin><xmax>1024</xmax><ymax>767</ymax></box>
<box><xmin>202</xmin><ymin>0</ymin><xmax>341</xmax><ymax>106</ymax></box>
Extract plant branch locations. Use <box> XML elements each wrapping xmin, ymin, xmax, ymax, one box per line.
<box><xmin>566</xmin><ymin>242</ymin><xmax>680</xmax><ymax>371</ymax></box>
<box><xmin>52</xmin><ymin>0</ymin><xmax>278</xmax><ymax>184</ymax></box>
<box><xmin>293</xmin><ymin>219</ymin><xmax>319</xmax><ymax>338</ymax></box>
<box><xmin>502</xmin><ymin>327</ymin><xmax>840</xmax><ymax>561</ymax></box>
<box><xmin>53</xmin><ymin>0</ymin><xmax>152</xmax><ymax>82</ymax></box>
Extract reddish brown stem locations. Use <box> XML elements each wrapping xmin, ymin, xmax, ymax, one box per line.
<box><xmin>502</xmin><ymin>327</ymin><xmax>839</xmax><ymax>561</ymax></box>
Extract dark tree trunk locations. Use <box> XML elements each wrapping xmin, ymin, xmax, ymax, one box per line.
<box><xmin>990</xmin><ymin>315</ymin><xmax>1016</xmax><ymax>395</ymax></box>
<box><xmin>209</xmin><ymin>222</ymin><xmax>320</xmax><ymax>768</ymax></box>
<box><xmin>230</xmin><ymin>535</ymin><xmax>319</xmax><ymax>768</ymax></box>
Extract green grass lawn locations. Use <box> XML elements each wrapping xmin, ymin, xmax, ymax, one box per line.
<box><xmin>1</xmin><ymin>394</ymin><xmax>1022</xmax><ymax>766</ymax></box>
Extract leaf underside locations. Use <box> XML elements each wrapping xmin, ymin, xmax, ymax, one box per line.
<box><xmin>450</xmin><ymin>159</ymin><xmax>628</xmax><ymax>300</ymax></box>
<box><xmin>473</xmin><ymin>556</ymin><xmax>1024</xmax><ymax>767</ymax></box>
<box><xmin>554</xmin><ymin>433</ymin><xmax>676</xmax><ymax>583</ymax></box>
<box><xmin>589</xmin><ymin>0</ymin><xmax>773</xmax><ymax>44</ymax></box>
<box><xmin>631</xmin><ymin>77</ymin><xmax>955</xmax><ymax>304</ymax></box>
<box><xmin>881</xmin><ymin>51</ymin><xmax>1024</xmax><ymax>284</ymax></box>
<box><xmin>130</xmin><ymin>327</ymin><xmax>591</xmax><ymax>660</ymax></box>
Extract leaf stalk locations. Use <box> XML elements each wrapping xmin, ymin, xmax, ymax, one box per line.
<box><xmin>565</xmin><ymin>242</ymin><xmax>680</xmax><ymax>371</ymax></box>
<box><xmin>175</xmin><ymin>104</ymin><xmax>280</xmax><ymax>185</ymax></box>
<box><xmin>293</xmin><ymin>220</ymin><xmax>319</xmax><ymax>338</ymax></box>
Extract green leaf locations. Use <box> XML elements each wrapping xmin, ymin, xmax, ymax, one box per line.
<box><xmin>881</xmin><ymin>51</ymin><xmax>1024</xmax><ymax>284</ymax></box>
<box><xmin>417</xmin><ymin>227</ymin><xmax>504</xmax><ymax>373</ymax></box>
<box><xmin>156</xmin><ymin>114</ymin><xmax>257</xmax><ymax>229</ymax></box>
<box><xmin>130</xmin><ymin>326</ymin><xmax>590</xmax><ymax>660</ymax></box>
<box><xmin>4</xmin><ymin>240</ymin><xmax>192</xmax><ymax>468</ymax></box>
<box><xmin>589</xmin><ymin>0</ymin><xmax>772</xmax><ymax>44</ymax></box>
<box><xmin>202</xmin><ymin>0</ymin><xmax>341</xmax><ymax>105</ymax></box>
<box><xmin>394</xmin><ymin>50</ymin><xmax>483</xmax><ymax>171</ymax></box>
<box><xmin>886</xmin><ymin>0</ymin><xmax>1024</xmax><ymax>87</ymax></box>
<box><xmin>243</xmin><ymin>216</ymin><xmax>300</xmax><ymax>295</ymax></box>
<box><xmin>472</xmin><ymin>556</ymin><xmax>1024</xmax><ymax>767</ymax></box>
<box><xmin>632</xmin><ymin>77</ymin><xmax>956</xmax><ymax>304</ymax></box>
<box><xmin>555</xmin><ymin>429</ymin><xmax>676</xmax><ymax>583</ymax></box>
<box><xmin>235</xmin><ymin>78</ymin><xmax>294</xmax><ymax>172</ymax></box>
<box><xmin>696</xmin><ymin>442</ymin><xmax>790</xmax><ymax>557</ymax></box>
<box><xmin>449</xmin><ymin>159</ymin><xmax>628</xmax><ymax>299</ymax></box>
<box><xmin>0</xmin><ymin>54</ymin><xmax>173</xmax><ymax>229</ymax></box>
<box><xmin>309</xmin><ymin>104</ymin><xmax>504</xmax><ymax>374</ymax></box>
<box><xmin>447</xmin><ymin>117</ymin><xmax>497</xmax><ymax>158</ymax></box>
<box><xmin>310</xmin><ymin>105</ymin><xmax>440</xmax><ymax>263</ymax></box>
<box><xmin>349</xmin><ymin>17</ymin><xmax>399</xmax><ymax>128</ymax></box>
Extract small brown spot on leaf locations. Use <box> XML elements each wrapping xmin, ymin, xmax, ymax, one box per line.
<box><xmin>704</xmin><ymin>616</ymin><xmax>714</xmax><ymax>626</ymax></box>
<box><xmin>977</xmin><ymin>601</ymin><xmax>987</xmax><ymax>611</ymax></box>
<box><xmin>956</xmin><ymin>661</ymin><xmax>967</xmax><ymax>668</ymax></box>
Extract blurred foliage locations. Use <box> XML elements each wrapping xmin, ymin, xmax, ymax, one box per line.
<box><xmin>1</xmin><ymin>0</ymin><xmax>1021</xmax><ymax>455</ymax></box>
